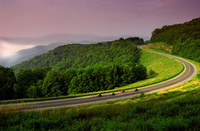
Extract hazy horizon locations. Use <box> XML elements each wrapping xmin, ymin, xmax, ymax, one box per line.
<box><xmin>0</xmin><ymin>33</ymin><xmax>144</xmax><ymax>58</ymax></box>
<box><xmin>0</xmin><ymin>0</ymin><xmax>200</xmax><ymax>58</ymax></box>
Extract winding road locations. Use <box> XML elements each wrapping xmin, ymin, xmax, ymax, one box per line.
<box><xmin>2</xmin><ymin>49</ymin><xmax>197</xmax><ymax>111</ymax></box>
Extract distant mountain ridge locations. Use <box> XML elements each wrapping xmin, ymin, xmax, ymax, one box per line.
<box><xmin>0</xmin><ymin>34</ymin><xmax>149</xmax><ymax>45</ymax></box>
<box><xmin>11</xmin><ymin>43</ymin><xmax>65</xmax><ymax>66</ymax></box>
<box><xmin>0</xmin><ymin>42</ymin><xmax>66</xmax><ymax>67</ymax></box>
<box><xmin>0</xmin><ymin>41</ymin><xmax>96</xmax><ymax>67</ymax></box>
<box><xmin>0</xmin><ymin>33</ymin><xmax>120</xmax><ymax>46</ymax></box>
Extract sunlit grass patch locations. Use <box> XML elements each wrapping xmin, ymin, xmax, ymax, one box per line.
<box><xmin>131</xmin><ymin>50</ymin><xmax>183</xmax><ymax>87</ymax></box>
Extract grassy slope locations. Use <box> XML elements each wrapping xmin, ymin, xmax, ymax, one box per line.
<box><xmin>134</xmin><ymin>50</ymin><xmax>183</xmax><ymax>86</ymax></box>
<box><xmin>0</xmin><ymin>50</ymin><xmax>183</xmax><ymax>104</ymax></box>
<box><xmin>0</xmin><ymin>47</ymin><xmax>200</xmax><ymax>130</ymax></box>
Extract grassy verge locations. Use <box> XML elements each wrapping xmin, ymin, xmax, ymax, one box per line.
<box><xmin>0</xmin><ymin>47</ymin><xmax>199</xmax><ymax>130</ymax></box>
<box><xmin>2</xmin><ymin>92</ymin><xmax>200</xmax><ymax>130</ymax></box>
<box><xmin>0</xmin><ymin>49</ymin><xmax>184</xmax><ymax>105</ymax></box>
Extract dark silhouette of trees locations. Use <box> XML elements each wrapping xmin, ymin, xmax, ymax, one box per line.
<box><xmin>0</xmin><ymin>65</ymin><xmax>16</xmax><ymax>100</ymax></box>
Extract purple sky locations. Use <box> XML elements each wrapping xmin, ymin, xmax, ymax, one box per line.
<box><xmin>0</xmin><ymin>0</ymin><xmax>200</xmax><ymax>58</ymax></box>
<box><xmin>1</xmin><ymin>0</ymin><xmax>200</xmax><ymax>38</ymax></box>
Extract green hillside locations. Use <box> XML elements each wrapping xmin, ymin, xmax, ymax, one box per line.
<box><xmin>0</xmin><ymin>37</ymin><xmax>148</xmax><ymax>100</ymax></box>
<box><xmin>150</xmin><ymin>17</ymin><xmax>200</xmax><ymax>62</ymax></box>
<box><xmin>12</xmin><ymin>37</ymin><xmax>144</xmax><ymax>74</ymax></box>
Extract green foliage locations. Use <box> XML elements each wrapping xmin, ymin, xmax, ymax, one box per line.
<box><xmin>197</xmin><ymin>74</ymin><xmax>200</xmax><ymax>80</ymax></box>
<box><xmin>11</xmin><ymin>37</ymin><xmax>143</xmax><ymax>74</ymax></box>
<box><xmin>42</xmin><ymin>71</ymin><xmax>65</xmax><ymax>97</ymax></box>
<box><xmin>14</xmin><ymin>67</ymin><xmax>51</xmax><ymax>99</ymax></box>
<box><xmin>151</xmin><ymin>17</ymin><xmax>200</xmax><ymax>44</ymax></box>
<box><xmin>1</xmin><ymin>89</ymin><xmax>200</xmax><ymax>130</ymax></box>
<box><xmin>148</xmin><ymin>69</ymin><xmax>155</xmax><ymax>76</ymax></box>
<box><xmin>139</xmin><ymin>92</ymin><xmax>145</xmax><ymax>98</ymax></box>
<box><xmin>153</xmin><ymin>92</ymin><xmax>158</xmax><ymax>96</ymax></box>
<box><xmin>172</xmin><ymin>40</ymin><xmax>200</xmax><ymax>62</ymax></box>
<box><xmin>27</xmin><ymin>86</ymin><xmax>40</xmax><ymax>98</ymax></box>
<box><xmin>0</xmin><ymin>65</ymin><xmax>16</xmax><ymax>100</ymax></box>
<box><xmin>150</xmin><ymin>17</ymin><xmax>200</xmax><ymax>62</ymax></box>
<box><xmin>17</xmin><ymin>70</ymin><xmax>34</xmax><ymax>88</ymax></box>
<box><xmin>68</xmin><ymin>63</ymin><xmax>147</xmax><ymax>94</ymax></box>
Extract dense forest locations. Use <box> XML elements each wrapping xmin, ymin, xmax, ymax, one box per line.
<box><xmin>150</xmin><ymin>17</ymin><xmax>200</xmax><ymax>62</ymax></box>
<box><xmin>0</xmin><ymin>37</ymin><xmax>147</xmax><ymax>100</ymax></box>
<box><xmin>12</xmin><ymin>37</ymin><xmax>144</xmax><ymax>74</ymax></box>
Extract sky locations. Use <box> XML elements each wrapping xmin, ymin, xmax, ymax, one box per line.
<box><xmin>0</xmin><ymin>0</ymin><xmax>200</xmax><ymax>58</ymax></box>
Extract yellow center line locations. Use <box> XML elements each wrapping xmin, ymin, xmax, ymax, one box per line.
<box><xmin>22</xmin><ymin>61</ymin><xmax>192</xmax><ymax>109</ymax></box>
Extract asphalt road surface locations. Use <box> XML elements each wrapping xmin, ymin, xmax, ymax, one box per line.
<box><xmin>2</xmin><ymin>49</ymin><xmax>197</xmax><ymax>111</ymax></box>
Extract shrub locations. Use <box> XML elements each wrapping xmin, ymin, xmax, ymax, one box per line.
<box><xmin>140</xmin><ymin>92</ymin><xmax>145</xmax><ymax>98</ymax></box>
<box><xmin>148</xmin><ymin>69</ymin><xmax>156</xmax><ymax>76</ymax></box>
<box><xmin>153</xmin><ymin>92</ymin><xmax>158</xmax><ymax>96</ymax></box>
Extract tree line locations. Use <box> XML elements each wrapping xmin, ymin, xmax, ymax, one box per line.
<box><xmin>150</xmin><ymin>17</ymin><xmax>200</xmax><ymax>62</ymax></box>
<box><xmin>12</xmin><ymin>37</ymin><xmax>144</xmax><ymax>74</ymax></box>
<box><xmin>0</xmin><ymin>37</ymin><xmax>147</xmax><ymax>100</ymax></box>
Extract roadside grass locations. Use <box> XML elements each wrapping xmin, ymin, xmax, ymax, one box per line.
<box><xmin>0</xmin><ymin>49</ymin><xmax>184</xmax><ymax>105</ymax></box>
<box><xmin>1</xmin><ymin>83</ymin><xmax>200</xmax><ymax>130</ymax></box>
<box><xmin>0</xmin><ymin>46</ymin><xmax>200</xmax><ymax>130</ymax></box>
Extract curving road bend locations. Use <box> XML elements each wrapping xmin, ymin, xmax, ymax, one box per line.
<box><xmin>1</xmin><ymin>49</ymin><xmax>197</xmax><ymax>111</ymax></box>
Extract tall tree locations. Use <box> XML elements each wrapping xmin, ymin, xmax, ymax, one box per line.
<box><xmin>0</xmin><ymin>65</ymin><xmax>16</xmax><ymax>100</ymax></box>
<box><xmin>42</xmin><ymin>71</ymin><xmax>64</xmax><ymax>97</ymax></box>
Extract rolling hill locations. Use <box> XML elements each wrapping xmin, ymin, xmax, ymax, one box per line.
<box><xmin>150</xmin><ymin>17</ymin><xmax>200</xmax><ymax>62</ymax></box>
<box><xmin>11</xmin><ymin>37</ymin><xmax>144</xmax><ymax>74</ymax></box>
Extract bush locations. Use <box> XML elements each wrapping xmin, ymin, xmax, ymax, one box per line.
<box><xmin>140</xmin><ymin>92</ymin><xmax>145</xmax><ymax>98</ymax></box>
<box><xmin>148</xmin><ymin>69</ymin><xmax>156</xmax><ymax>76</ymax></box>
<box><xmin>153</xmin><ymin>92</ymin><xmax>158</xmax><ymax>96</ymax></box>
